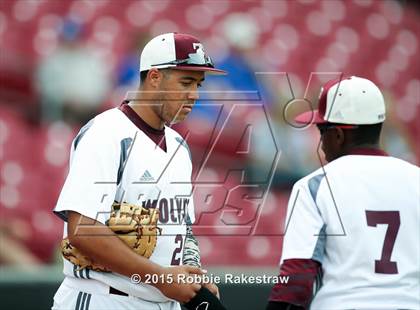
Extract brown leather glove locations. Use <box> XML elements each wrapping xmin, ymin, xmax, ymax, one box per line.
<box><xmin>60</xmin><ymin>202</ymin><xmax>161</xmax><ymax>271</ymax></box>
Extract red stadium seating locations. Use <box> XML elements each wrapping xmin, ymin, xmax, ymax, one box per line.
<box><xmin>0</xmin><ymin>0</ymin><xmax>418</xmax><ymax>264</ymax></box>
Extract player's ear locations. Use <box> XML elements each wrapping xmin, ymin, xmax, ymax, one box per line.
<box><xmin>147</xmin><ymin>68</ymin><xmax>163</xmax><ymax>88</ymax></box>
<box><xmin>336</xmin><ymin>127</ymin><xmax>345</xmax><ymax>146</ymax></box>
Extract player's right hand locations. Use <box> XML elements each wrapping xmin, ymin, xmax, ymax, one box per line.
<box><xmin>155</xmin><ymin>266</ymin><xmax>205</xmax><ymax>303</ymax></box>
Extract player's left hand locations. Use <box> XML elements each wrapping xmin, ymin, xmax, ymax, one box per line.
<box><xmin>203</xmin><ymin>282</ymin><xmax>220</xmax><ymax>299</ymax></box>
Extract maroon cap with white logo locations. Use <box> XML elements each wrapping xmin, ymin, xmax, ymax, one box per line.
<box><xmin>140</xmin><ymin>33</ymin><xmax>227</xmax><ymax>75</ymax></box>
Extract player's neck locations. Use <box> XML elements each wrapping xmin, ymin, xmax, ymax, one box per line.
<box><xmin>127</xmin><ymin>102</ymin><xmax>165</xmax><ymax>130</ymax></box>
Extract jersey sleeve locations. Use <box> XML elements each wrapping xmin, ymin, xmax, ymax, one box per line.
<box><xmin>54</xmin><ymin>120</ymin><xmax>120</xmax><ymax>225</ymax></box>
<box><xmin>281</xmin><ymin>178</ymin><xmax>326</xmax><ymax>264</ymax></box>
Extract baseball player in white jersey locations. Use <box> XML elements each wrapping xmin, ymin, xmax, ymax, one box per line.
<box><xmin>52</xmin><ymin>33</ymin><xmax>228</xmax><ymax>310</ymax></box>
<box><xmin>266</xmin><ymin>76</ymin><xmax>420</xmax><ymax>309</ymax></box>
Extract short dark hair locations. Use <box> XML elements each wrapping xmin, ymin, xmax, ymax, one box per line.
<box><xmin>140</xmin><ymin>69</ymin><xmax>170</xmax><ymax>84</ymax></box>
<box><xmin>140</xmin><ymin>70</ymin><xmax>148</xmax><ymax>84</ymax></box>
<box><xmin>346</xmin><ymin>123</ymin><xmax>383</xmax><ymax>145</ymax></box>
<box><xmin>317</xmin><ymin>122</ymin><xmax>383</xmax><ymax>146</ymax></box>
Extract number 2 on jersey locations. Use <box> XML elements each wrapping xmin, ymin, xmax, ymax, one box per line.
<box><xmin>171</xmin><ymin>234</ymin><xmax>183</xmax><ymax>265</ymax></box>
<box><xmin>365</xmin><ymin>211</ymin><xmax>400</xmax><ymax>274</ymax></box>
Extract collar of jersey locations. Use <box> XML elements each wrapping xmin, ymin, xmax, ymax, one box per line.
<box><xmin>347</xmin><ymin>148</ymin><xmax>388</xmax><ymax>156</ymax></box>
<box><xmin>119</xmin><ymin>101</ymin><xmax>165</xmax><ymax>135</ymax></box>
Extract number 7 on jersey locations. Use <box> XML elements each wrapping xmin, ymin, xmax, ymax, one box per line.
<box><xmin>365</xmin><ymin>210</ymin><xmax>400</xmax><ymax>274</ymax></box>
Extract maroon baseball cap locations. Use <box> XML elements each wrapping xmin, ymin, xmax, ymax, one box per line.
<box><xmin>294</xmin><ymin>76</ymin><xmax>386</xmax><ymax>125</ymax></box>
<box><xmin>139</xmin><ymin>32</ymin><xmax>227</xmax><ymax>75</ymax></box>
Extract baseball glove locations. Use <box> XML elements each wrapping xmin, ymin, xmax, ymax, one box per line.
<box><xmin>61</xmin><ymin>202</ymin><xmax>161</xmax><ymax>272</ymax></box>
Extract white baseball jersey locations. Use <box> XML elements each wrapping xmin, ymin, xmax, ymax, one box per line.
<box><xmin>281</xmin><ymin>154</ymin><xmax>420</xmax><ymax>309</ymax></box>
<box><xmin>54</xmin><ymin>105</ymin><xmax>195</xmax><ymax>304</ymax></box>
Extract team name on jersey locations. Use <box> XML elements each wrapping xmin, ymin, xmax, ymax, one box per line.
<box><xmin>142</xmin><ymin>198</ymin><xmax>189</xmax><ymax>224</ymax></box>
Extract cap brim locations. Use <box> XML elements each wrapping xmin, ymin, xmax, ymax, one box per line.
<box><xmin>171</xmin><ymin>65</ymin><xmax>227</xmax><ymax>75</ymax></box>
<box><xmin>294</xmin><ymin>110</ymin><xmax>327</xmax><ymax>124</ymax></box>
